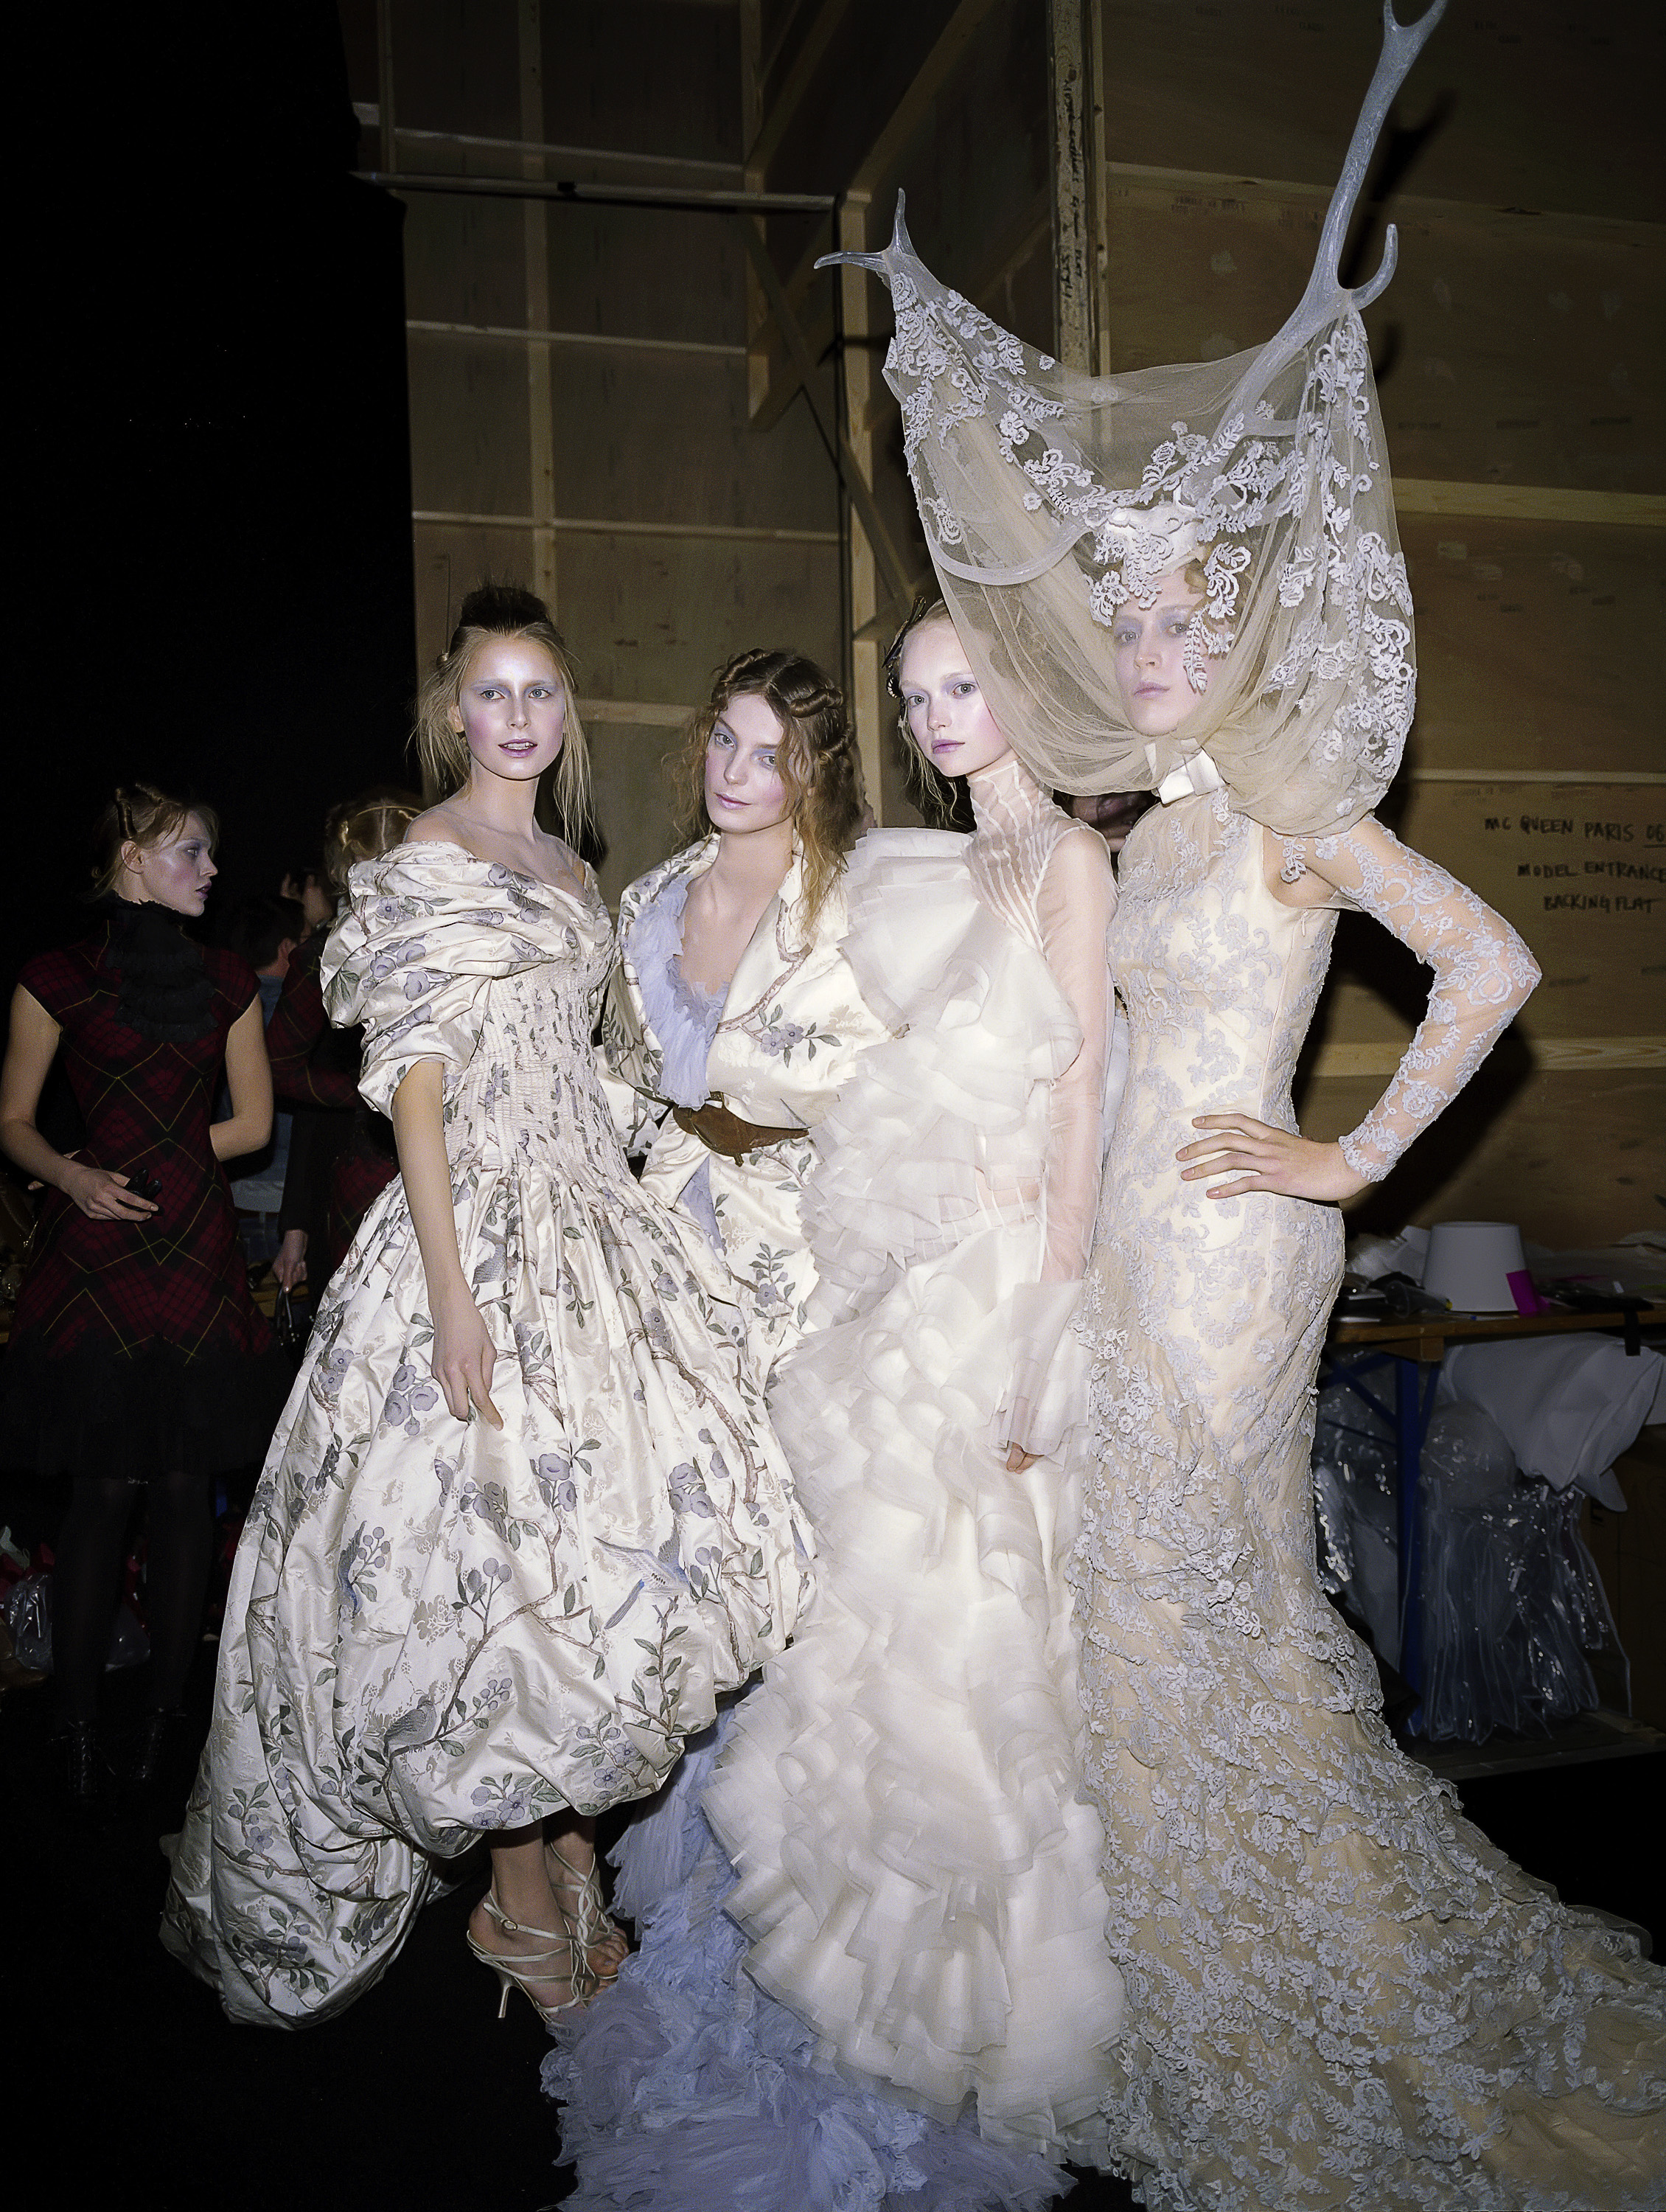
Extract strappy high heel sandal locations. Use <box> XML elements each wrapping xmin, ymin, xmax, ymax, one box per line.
<box><xmin>545</xmin><ymin>1838</ymin><xmax>628</xmax><ymax>1989</ymax></box>
<box><xmin>465</xmin><ymin>1891</ymin><xmax>596</xmax><ymax>2025</ymax></box>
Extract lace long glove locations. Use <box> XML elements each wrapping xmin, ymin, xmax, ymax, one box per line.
<box><xmin>1002</xmin><ymin>827</ymin><xmax>1119</xmax><ymax>1457</ymax></box>
<box><xmin>1294</xmin><ymin>815</ymin><xmax>1541</xmax><ymax>1182</ymax></box>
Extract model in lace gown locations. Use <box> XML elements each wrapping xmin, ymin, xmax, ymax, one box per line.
<box><xmin>546</xmin><ymin>608</ymin><xmax>1127</xmax><ymax>2206</ymax></box>
<box><xmin>161</xmin><ymin>591</ymin><xmax>809</xmax><ymax>2028</ymax></box>
<box><xmin>1074</xmin><ymin>745</ymin><xmax>1665</xmax><ymax>2212</ymax></box>
<box><xmin>815</xmin><ymin>13</ymin><xmax>1666</xmax><ymax>2180</ymax></box>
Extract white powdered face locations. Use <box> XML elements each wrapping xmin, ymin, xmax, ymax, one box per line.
<box><xmin>896</xmin><ymin>619</ymin><xmax>1014</xmax><ymax>782</ymax></box>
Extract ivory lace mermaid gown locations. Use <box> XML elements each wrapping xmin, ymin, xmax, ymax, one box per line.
<box><xmin>1072</xmin><ymin>792</ymin><xmax>1665</xmax><ymax>2210</ymax></box>
<box><xmin>161</xmin><ymin>846</ymin><xmax>810</xmax><ymax>2026</ymax></box>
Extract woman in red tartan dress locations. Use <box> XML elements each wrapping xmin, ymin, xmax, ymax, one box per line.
<box><xmin>0</xmin><ymin>785</ymin><xmax>287</xmax><ymax>1801</ymax></box>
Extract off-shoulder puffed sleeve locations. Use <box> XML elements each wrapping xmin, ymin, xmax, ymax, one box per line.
<box><xmin>321</xmin><ymin>848</ymin><xmax>557</xmax><ymax>1116</ymax></box>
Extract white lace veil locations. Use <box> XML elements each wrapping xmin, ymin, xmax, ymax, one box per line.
<box><xmin>823</xmin><ymin>2</ymin><xmax>1445</xmax><ymax>835</ymax></box>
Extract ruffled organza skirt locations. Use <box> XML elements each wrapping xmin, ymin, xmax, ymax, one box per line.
<box><xmin>161</xmin><ymin>1141</ymin><xmax>809</xmax><ymax>2025</ymax></box>
<box><xmin>543</xmin><ymin>1723</ymin><xmax>1070</xmax><ymax>2211</ymax></box>
<box><xmin>708</xmin><ymin>838</ymin><xmax>1124</xmax><ymax>2164</ymax></box>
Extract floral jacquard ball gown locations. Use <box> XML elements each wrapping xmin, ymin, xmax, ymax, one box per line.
<box><xmin>162</xmin><ymin>843</ymin><xmax>811</xmax><ymax>2025</ymax></box>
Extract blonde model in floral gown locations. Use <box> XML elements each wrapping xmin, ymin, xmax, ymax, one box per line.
<box><xmin>829</xmin><ymin>6</ymin><xmax>1666</xmax><ymax>2191</ymax></box>
<box><xmin>164</xmin><ymin>616</ymin><xmax>809</xmax><ymax>2029</ymax></box>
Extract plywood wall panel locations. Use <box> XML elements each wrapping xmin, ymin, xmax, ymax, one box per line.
<box><xmin>588</xmin><ymin>721</ymin><xmax>691</xmax><ymax>911</ymax></box>
<box><xmin>539</xmin><ymin>2</ymin><xmax>742</xmax><ymax>164</ymax></box>
<box><xmin>1401</xmin><ymin>518</ymin><xmax>1666</xmax><ymax>775</ymax></box>
<box><xmin>389</xmin><ymin>0</ymin><xmax>520</xmax><ymax>138</ymax></box>
<box><xmin>556</xmin><ymin>533</ymin><xmax>842</xmax><ymax>706</ymax></box>
<box><xmin>1300</xmin><ymin>1065</ymin><xmax>1666</xmax><ymax>1249</ymax></box>
<box><xmin>762</xmin><ymin>0</ymin><xmax>965</xmax><ymax>198</ymax></box>
<box><xmin>1395</xmin><ymin>781</ymin><xmax>1666</xmax><ymax>1037</ymax></box>
<box><xmin>548</xmin><ymin>352</ymin><xmax>839</xmax><ymax>534</ymax></box>
<box><xmin>413</xmin><ymin>521</ymin><xmax>548</xmax><ymax>669</ymax></box>
<box><xmin>1098</xmin><ymin>1</ymin><xmax>1664</xmax><ymax>227</ymax></box>
<box><xmin>406</xmin><ymin>338</ymin><xmax>534</xmax><ymax>513</ymax></box>
<box><xmin>402</xmin><ymin>195</ymin><xmax>531</xmax><ymax>327</ymax></box>
<box><xmin>543</xmin><ymin>205</ymin><xmax>748</xmax><ymax>347</ymax></box>
<box><xmin>1102</xmin><ymin>185</ymin><xmax>1662</xmax><ymax>493</ymax></box>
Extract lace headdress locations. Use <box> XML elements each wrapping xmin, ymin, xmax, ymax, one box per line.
<box><xmin>824</xmin><ymin>2</ymin><xmax>1444</xmax><ymax>835</ymax></box>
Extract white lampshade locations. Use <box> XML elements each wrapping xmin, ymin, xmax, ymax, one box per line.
<box><xmin>1421</xmin><ymin>1221</ymin><xmax>1529</xmax><ymax>1314</ymax></box>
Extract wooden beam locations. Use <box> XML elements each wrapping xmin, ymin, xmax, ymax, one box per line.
<box><xmin>518</xmin><ymin>0</ymin><xmax>557</xmax><ymax>615</ymax></box>
<box><xmin>578</xmin><ymin>699</ymin><xmax>690</xmax><ymax>728</ymax></box>
<box><xmin>374</xmin><ymin>0</ymin><xmax>397</xmax><ymax>179</ymax></box>
<box><xmin>1406</xmin><ymin>768</ymin><xmax>1666</xmax><ymax>785</ymax></box>
<box><xmin>1048</xmin><ymin>0</ymin><xmax>1095</xmax><ymax>372</ymax></box>
<box><xmin>407</xmin><ymin>321</ymin><xmax>742</xmax><ymax>358</ymax></box>
<box><xmin>413</xmin><ymin>511</ymin><xmax>839</xmax><ymax>546</ymax></box>
<box><xmin>749</xmin><ymin>0</ymin><xmax>1005</xmax><ymax>431</ymax></box>
<box><xmin>731</xmin><ymin>215</ymin><xmax>916</xmax><ymax>610</ymax></box>
<box><xmin>846</xmin><ymin>0</ymin><xmax>1006</xmax><ymax>206</ymax></box>
<box><xmin>1106</xmin><ymin>161</ymin><xmax>1664</xmax><ymax>251</ymax></box>
<box><xmin>1085</xmin><ymin>0</ymin><xmax>1110</xmax><ymax>376</ymax></box>
<box><xmin>745</xmin><ymin>0</ymin><xmax>853</xmax><ymax>179</ymax></box>
<box><xmin>1395</xmin><ymin>481</ymin><xmax>1665</xmax><ymax>528</ymax></box>
<box><xmin>351</xmin><ymin>110</ymin><xmax>743</xmax><ymax>181</ymax></box>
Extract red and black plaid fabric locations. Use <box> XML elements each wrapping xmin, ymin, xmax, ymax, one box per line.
<box><xmin>324</xmin><ymin>1127</ymin><xmax>397</xmax><ymax>1276</ymax></box>
<box><xmin>267</xmin><ymin>933</ymin><xmax>359</xmax><ymax>1109</ymax></box>
<box><xmin>267</xmin><ymin>933</ymin><xmax>396</xmax><ymax>1280</ymax></box>
<box><xmin>0</xmin><ymin>917</ymin><xmax>287</xmax><ymax>1480</ymax></box>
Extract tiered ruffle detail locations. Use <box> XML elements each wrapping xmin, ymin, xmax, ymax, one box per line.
<box><xmin>543</xmin><ymin>1724</ymin><xmax>1068</xmax><ymax>2211</ymax></box>
<box><xmin>705</xmin><ymin>835</ymin><xmax>1123</xmax><ymax>2163</ymax></box>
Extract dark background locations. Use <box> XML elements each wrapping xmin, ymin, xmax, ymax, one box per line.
<box><xmin>7</xmin><ymin>1</ymin><xmax>417</xmax><ymax>998</ymax></box>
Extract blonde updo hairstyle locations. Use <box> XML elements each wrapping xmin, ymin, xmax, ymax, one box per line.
<box><xmin>90</xmin><ymin>783</ymin><xmax>220</xmax><ymax>898</ymax></box>
<box><xmin>322</xmin><ymin>787</ymin><xmax>425</xmax><ymax>904</ymax></box>
<box><xmin>414</xmin><ymin>584</ymin><xmax>590</xmax><ymax>839</ymax></box>
<box><xmin>675</xmin><ymin>647</ymin><xmax>863</xmax><ymax>929</ymax></box>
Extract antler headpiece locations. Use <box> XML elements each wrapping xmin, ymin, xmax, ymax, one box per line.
<box><xmin>821</xmin><ymin>2</ymin><xmax>1446</xmax><ymax>832</ymax></box>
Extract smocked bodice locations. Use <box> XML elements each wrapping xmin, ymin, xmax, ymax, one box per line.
<box><xmin>324</xmin><ymin>843</ymin><xmax>630</xmax><ymax>1185</ymax></box>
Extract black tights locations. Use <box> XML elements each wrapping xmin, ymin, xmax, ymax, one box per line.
<box><xmin>52</xmin><ymin>1472</ymin><xmax>214</xmax><ymax>1727</ymax></box>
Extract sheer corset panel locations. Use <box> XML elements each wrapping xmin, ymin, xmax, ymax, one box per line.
<box><xmin>1276</xmin><ymin>815</ymin><xmax>1541</xmax><ymax>1182</ymax></box>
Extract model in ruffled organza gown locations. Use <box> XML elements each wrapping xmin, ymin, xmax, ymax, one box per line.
<box><xmin>546</xmin><ymin>609</ymin><xmax>1127</xmax><ymax>2206</ymax></box>
<box><xmin>161</xmin><ymin>591</ymin><xmax>810</xmax><ymax>2028</ymax></box>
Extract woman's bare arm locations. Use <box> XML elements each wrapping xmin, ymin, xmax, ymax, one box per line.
<box><xmin>210</xmin><ymin>997</ymin><xmax>275</xmax><ymax>1162</ymax></box>
<box><xmin>0</xmin><ymin>986</ymin><xmax>156</xmax><ymax>1220</ymax></box>
<box><xmin>389</xmin><ymin>1059</ymin><xmax>503</xmax><ymax>1427</ymax></box>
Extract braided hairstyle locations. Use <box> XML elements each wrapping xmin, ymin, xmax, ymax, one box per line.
<box><xmin>414</xmin><ymin>582</ymin><xmax>590</xmax><ymax>840</ymax></box>
<box><xmin>675</xmin><ymin>647</ymin><xmax>864</xmax><ymax>930</ymax></box>
<box><xmin>89</xmin><ymin>783</ymin><xmax>220</xmax><ymax>897</ymax></box>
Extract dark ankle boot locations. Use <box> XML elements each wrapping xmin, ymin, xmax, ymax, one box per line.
<box><xmin>128</xmin><ymin>1707</ymin><xmax>190</xmax><ymax>1789</ymax></box>
<box><xmin>51</xmin><ymin>1720</ymin><xmax>106</xmax><ymax>1808</ymax></box>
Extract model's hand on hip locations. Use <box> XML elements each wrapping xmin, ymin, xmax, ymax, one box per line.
<box><xmin>1178</xmin><ymin>1114</ymin><xmax>1369</xmax><ymax>1204</ymax></box>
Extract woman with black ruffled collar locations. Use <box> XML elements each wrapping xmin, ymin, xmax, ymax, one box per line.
<box><xmin>0</xmin><ymin>782</ymin><xmax>285</xmax><ymax>1806</ymax></box>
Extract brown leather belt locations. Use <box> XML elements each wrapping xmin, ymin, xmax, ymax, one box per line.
<box><xmin>671</xmin><ymin>1101</ymin><xmax>806</xmax><ymax>1161</ymax></box>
